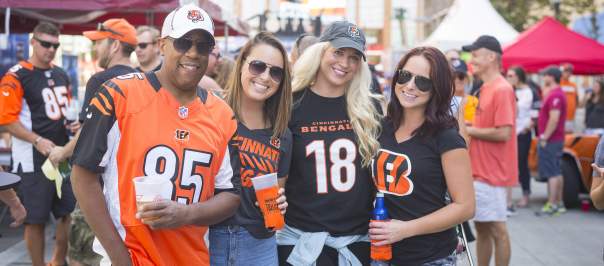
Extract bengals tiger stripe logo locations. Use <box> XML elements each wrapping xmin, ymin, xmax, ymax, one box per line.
<box><xmin>371</xmin><ymin>149</ymin><xmax>414</xmax><ymax>196</ymax></box>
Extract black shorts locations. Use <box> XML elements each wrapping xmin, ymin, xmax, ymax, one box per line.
<box><xmin>17</xmin><ymin>171</ymin><xmax>76</xmax><ymax>224</ymax></box>
<box><xmin>278</xmin><ymin>241</ymin><xmax>369</xmax><ymax>265</ymax></box>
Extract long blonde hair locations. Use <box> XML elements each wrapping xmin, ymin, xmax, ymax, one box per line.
<box><xmin>292</xmin><ymin>42</ymin><xmax>382</xmax><ymax>166</ymax></box>
<box><xmin>224</xmin><ymin>32</ymin><xmax>292</xmax><ymax>139</ymax></box>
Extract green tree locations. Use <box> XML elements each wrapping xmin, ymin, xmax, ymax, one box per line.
<box><xmin>491</xmin><ymin>0</ymin><xmax>598</xmax><ymax>33</ymax></box>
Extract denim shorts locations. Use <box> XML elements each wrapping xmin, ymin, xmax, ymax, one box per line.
<box><xmin>209</xmin><ymin>225</ymin><xmax>278</xmax><ymax>266</ymax></box>
<box><xmin>537</xmin><ymin>141</ymin><xmax>564</xmax><ymax>179</ymax></box>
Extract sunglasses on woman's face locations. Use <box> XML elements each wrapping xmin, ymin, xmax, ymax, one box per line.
<box><xmin>247</xmin><ymin>60</ymin><xmax>284</xmax><ymax>83</ymax></box>
<box><xmin>34</xmin><ymin>37</ymin><xmax>60</xmax><ymax>49</ymax></box>
<box><xmin>396</xmin><ymin>69</ymin><xmax>433</xmax><ymax>92</ymax></box>
<box><xmin>168</xmin><ymin>37</ymin><xmax>213</xmax><ymax>55</ymax></box>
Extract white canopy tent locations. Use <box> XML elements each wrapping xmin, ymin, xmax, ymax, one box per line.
<box><xmin>422</xmin><ymin>0</ymin><xmax>519</xmax><ymax>51</ymax></box>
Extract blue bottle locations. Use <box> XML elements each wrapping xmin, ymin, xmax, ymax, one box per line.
<box><xmin>371</xmin><ymin>192</ymin><xmax>391</xmax><ymax>265</ymax></box>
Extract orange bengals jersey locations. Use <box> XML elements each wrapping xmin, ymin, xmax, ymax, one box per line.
<box><xmin>71</xmin><ymin>72</ymin><xmax>239</xmax><ymax>265</ymax></box>
<box><xmin>560</xmin><ymin>80</ymin><xmax>577</xmax><ymax>121</ymax></box>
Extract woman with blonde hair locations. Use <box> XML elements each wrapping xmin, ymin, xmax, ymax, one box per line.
<box><xmin>277</xmin><ymin>21</ymin><xmax>383</xmax><ymax>265</ymax></box>
<box><xmin>210</xmin><ymin>31</ymin><xmax>292</xmax><ymax>266</ymax></box>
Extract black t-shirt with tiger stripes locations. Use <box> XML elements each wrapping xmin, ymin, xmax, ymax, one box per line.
<box><xmin>216</xmin><ymin>122</ymin><xmax>292</xmax><ymax>239</ymax></box>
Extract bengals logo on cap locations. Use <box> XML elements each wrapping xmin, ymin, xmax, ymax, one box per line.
<box><xmin>187</xmin><ymin>9</ymin><xmax>204</xmax><ymax>23</ymax></box>
<box><xmin>348</xmin><ymin>26</ymin><xmax>360</xmax><ymax>38</ymax></box>
<box><xmin>371</xmin><ymin>149</ymin><xmax>414</xmax><ymax>196</ymax></box>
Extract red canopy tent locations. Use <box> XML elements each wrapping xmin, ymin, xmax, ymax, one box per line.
<box><xmin>502</xmin><ymin>17</ymin><xmax>604</xmax><ymax>75</ymax></box>
<box><xmin>0</xmin><ymin>0</ymin><xmax>249</xmax><ymax>37</ymax></box>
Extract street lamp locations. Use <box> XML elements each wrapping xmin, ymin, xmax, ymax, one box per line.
<box><xmin>549</xmin><ymin>0</ymin><xmax>561</xmax><ymax>21</ymax></box>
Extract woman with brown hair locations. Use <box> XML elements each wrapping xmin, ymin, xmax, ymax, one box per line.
<box><xmin>369</xmin><ymin>47</ymin><xmax>475</xmax><ymax>265</ymax></box>
<box><xmin>210</xmin><ymin>31</ymin><xmax>292</xmax><ymax>266</ymax></box>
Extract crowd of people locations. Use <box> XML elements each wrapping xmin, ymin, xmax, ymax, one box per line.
<box><xmin>0</xmin><ymin>3</ymin><xmax>603</xmax><ymax>266</ymax></box>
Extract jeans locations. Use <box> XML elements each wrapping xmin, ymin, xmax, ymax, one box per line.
<box><xmin>517</xmin><ymin>132</ymin><xmax>532</xmax><ymax>195</ymax></box>
<box><xmin>209</xmin><ymin>225</ymin><xmax>278</xmax><ymax>266</ymax></box>
<box><xmin>422</xmin><ymin>253</ymin><xmax>457</xmax><ymax>266</ymax></box>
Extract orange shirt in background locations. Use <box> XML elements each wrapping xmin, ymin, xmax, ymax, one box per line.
<box><xmin>469</xmin><ymin>76</ymin><xmax>518</xmax><ymax>187</ymax></box>
<box><xmin>560</xmin><ymin>79</ymin><xmax>577</xmax><ymax>121</ymax></box>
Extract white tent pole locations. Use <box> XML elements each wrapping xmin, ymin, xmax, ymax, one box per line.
<box><xmin>5</xmin><ymin>8</ymin><xmax>10</xmax><ymax>35</ymax></box>
<box><xmin>224</xmin><ymin>24</ymin><xmax>229</xmax><ymax>54</ymax></box>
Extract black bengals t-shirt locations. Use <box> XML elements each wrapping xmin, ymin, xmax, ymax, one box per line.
<box><xmin>79</xmin><ymin>65</ymin><xmax>136</xmax><ymax>122</ymax></box>
<box><xmin>0</xmin><ymin>61</ymin><xmax>70</xmax><ymax>173</ymax></box>
<box><xmin>285</xmin><ymin>88</ymin><xmax>375</xmax><ymax>236</ymax></box>
<box><xmin>216</xmin><ymin>122</ymin><xmax>293</xmax><ymax>239</ymax></box>
<box><xmin>372</xmin><ymin>120</ymin><xmax>466</xmax><ymax>265</ymax></box>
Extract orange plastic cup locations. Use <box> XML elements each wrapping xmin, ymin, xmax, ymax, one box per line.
<box><xmin>251</xmin><ymin>173</ymin><xmax>284</xmax><ymax>230</ymax></box>
<box><xmin>464</xmin><ymin>95</ymin><xmax>479</xmax><ymax>124</ymax></box>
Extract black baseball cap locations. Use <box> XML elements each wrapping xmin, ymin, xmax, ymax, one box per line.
<box><xmin>540</xmin><ymin>65</ymin><xmax>562</xmax><ymax>81</ymax></box>
<box><xmin>319</xmin><ymin>21</ymin><xmax>366</xmax><ymax>60</ymax></box>
<box><xmin>451</xmin><ymin>59</ymin><xmax>468</xmax><ymax>74</ymax></box>
<box><xmin>462</xmin><ymin>35</ymin><xmax>503</xmax><ymax>54</ymax></box>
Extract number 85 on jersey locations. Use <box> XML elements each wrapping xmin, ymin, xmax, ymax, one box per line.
<box><xmin>143</xmin><ymin>145</ymin><xmax>213</xmax><ymax>205</ymax></box>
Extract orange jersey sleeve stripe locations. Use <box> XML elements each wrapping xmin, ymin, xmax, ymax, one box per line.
<box><xmin>0</xmin><ymin>73</ymin><xmax>24</xmax><ymax>125</ymax></box>
<box><xmin>90</xmin><ymin>97</ymin><xmax>111</xmax><ymax>116</ymax></box>
<box><xmin>97</xmin><ymin>92</ymin><xmax>113</xmax><ymax>111</ymax></box>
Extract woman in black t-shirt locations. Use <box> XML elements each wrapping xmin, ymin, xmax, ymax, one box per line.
<box><xmin>277</xmin><ymin>21</ymin><xmax>383</xmax><ymax>265</ymax></box>
<box><xmin>369</xmin><ymin>47</ymin><xmax>475</xmax><ymax>265</ymax></box>
<box><xmin>209</xmin><ymin>32</ymin><xmax>292</xmax><ymax>266</ymax></box>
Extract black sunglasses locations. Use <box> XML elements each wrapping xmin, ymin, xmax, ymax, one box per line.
<box><xmin>247</xmin><ymin>60</ymin><xmax>284</xmax><ymax>83</ymax></box>
<box><xmin>97</xmin><ymin>23</ymin><xmax>123</xmax><ymax>37</ymax></box>
<box><xmin>34</xmin><ymin>37</ymin><xmax>60</xmax><ymax>49</ymax></box>
<box><xmin>396</xmin><ymin>69</ymin><xmax>433</xmax><ymax>92</ymax></box>
<box><xmin>137</xmin><ymin>41</ymin><xmax>156</xmax><ymax>49</ymax></box>
<box><xmin>168</xmin><ymin>37</ymin><xmax>213</xmax><ymax>55</ymax></box>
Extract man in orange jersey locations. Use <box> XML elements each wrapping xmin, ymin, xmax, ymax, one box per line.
<box><xmin>70</xmin><ymin>4</ymin><xmax>241</xmax><ymax>265</ymax></box>
<box><xmin>560</xmin><ymin>63</ymin><xmax>578</xmax><ymax>132</ymax></box>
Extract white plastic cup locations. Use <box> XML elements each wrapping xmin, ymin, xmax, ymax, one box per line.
<box><xmin>250</xmin><ymin>173</ymin><xmax>278</xmax><ymax>190</ymax></box>
<box><xmin>64</xmin><ymin>100</ymin><xmax>79</xmax><ymax>122</ymax></box>
<box><xmin>132</xmin><ymin>176</ymin><xmax>172</xmax><ymax>210</ymax></box>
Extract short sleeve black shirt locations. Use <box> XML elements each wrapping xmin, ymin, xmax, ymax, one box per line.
<box><xmin>372</xmin><ymin>120</ymin><xmax>466</xmax><ymax>265</ymax></box>
<box><xmin>217</xmin><ymin>123</ymin><xmax>293</xmax><ymax>238</ymax></box>
<box><xmin>78</xmin><ymin>65</ymin><xmax>136</xmax><ymax>122</ymax></box>
<box><xmin>285</xmin><ymin>89</ymin><xmax>375</xmax><ymax>236</ymax></box>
